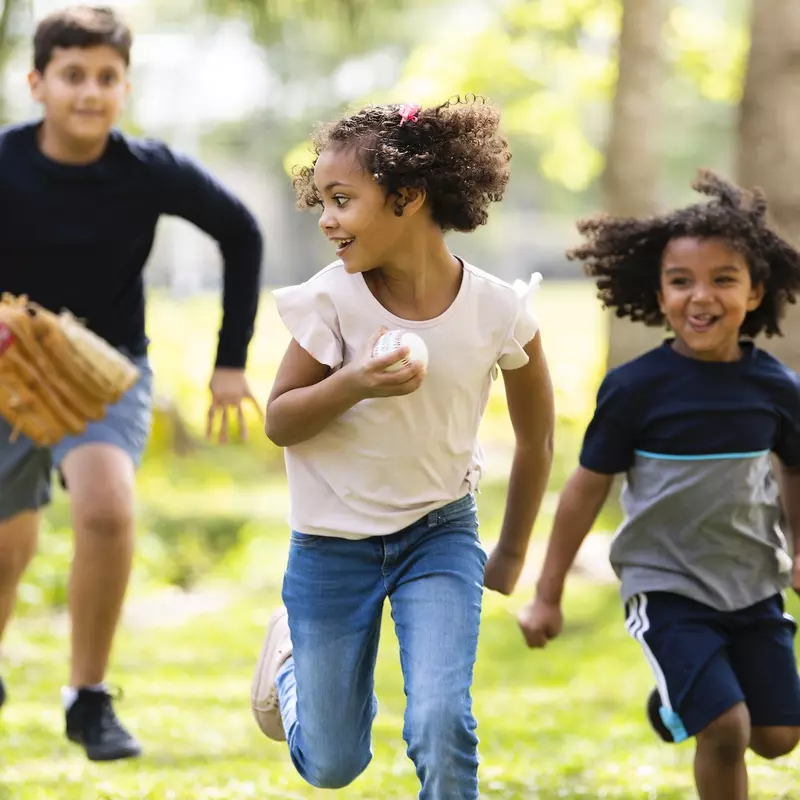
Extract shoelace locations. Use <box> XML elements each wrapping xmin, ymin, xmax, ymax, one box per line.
<box><xmin>79</xmin><ymin>686</ymin><xmax>126</xmax><ymax>734</ymax></box>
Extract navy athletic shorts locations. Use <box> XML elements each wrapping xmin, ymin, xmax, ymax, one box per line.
<box><xmin>624</xmin><ymin>591</ymin><xmax>800</xmax><ymax>741</ymax></box>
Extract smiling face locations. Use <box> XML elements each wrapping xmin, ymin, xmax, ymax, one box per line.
<box><xmin>29</xmin><ymin>45</ymin><xmax>129</xmax><ymax>152</ymax></box>
<box><xmin>658</xmin><ymin>236</ymin><xmax>765</xmax><ymax>361</ymax></box>
<box><xmin>313</xmin><ymin>146</ymin><xmax>416</xmax><ymax>274</ymax></box>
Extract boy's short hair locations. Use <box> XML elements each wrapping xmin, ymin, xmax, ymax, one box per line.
<box><xmin>33</xmin><ymin>5</ymin><xmax>132</xmax><ymax>73</ymax></box>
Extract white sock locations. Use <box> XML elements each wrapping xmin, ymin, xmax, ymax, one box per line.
<box><xmin>62</xmin><ymin>682</ymin><xmax>107</xmax><ymax>711</ymax></box>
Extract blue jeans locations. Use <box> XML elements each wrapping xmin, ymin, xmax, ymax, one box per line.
<box><xmin>277</xmin><ymin>493</ymin><xmax>486</xmax><ymax>799</ymax></box>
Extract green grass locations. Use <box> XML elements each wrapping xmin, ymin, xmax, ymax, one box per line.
<box><xmin>2</xmin><ymin>578</ymin><xmax>799</xmax><ymax>799</ymax></box>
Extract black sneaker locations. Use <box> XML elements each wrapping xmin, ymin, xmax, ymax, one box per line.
<box><xmin>65</xmin><ymin>688</ymin><xmax>142</xmax><ymax>762</ymax></box>
<box><xmin>646</xmin><ymin>688</ymin><xmax>675</xmax><ymax>743</ymax></box>
<box><xmin>0</xmin><ymin>676</ymin><xmax>5</xmax><ymax>709</ymax></box>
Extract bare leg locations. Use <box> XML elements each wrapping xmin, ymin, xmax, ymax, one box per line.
<box><xmin>60</xmin><ymin>444</ymin><xmax>136</xmax><ymax>687</ymax></box>
<box><xmin>694</xmin><ymin>703</ymin><xmax>750</xmax><ymax>800</ymax></box>
<box><xmin>749</xmin><ymin>726</ymin><xmax>800</xmax><ymax>760</ymax></box>
<box><xmin>0</xmin><ymin>510</ymin><xmax>39</xmax><ymax>644</ymax></box>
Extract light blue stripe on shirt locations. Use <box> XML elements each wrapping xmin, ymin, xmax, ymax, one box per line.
<box><xmin>634</xmin><ymin>449</ymin><xmax>770</xmax><ymax>461</ymax></box>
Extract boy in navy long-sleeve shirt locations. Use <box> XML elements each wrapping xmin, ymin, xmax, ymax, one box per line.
<box><xmin>0</xmin><ymin>5</ymin><xmax>264</xmax><ymax>761</ymax></box>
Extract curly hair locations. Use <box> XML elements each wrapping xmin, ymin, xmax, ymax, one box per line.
<box><xmin>567</xmin><ymin>169</ymin><xmax>800</xmax><ymax>338</ymax></box>
<box><xmin>292</xmin><ymin>94</ymin><xmax>511</xmax><ymax>233</ymax></box>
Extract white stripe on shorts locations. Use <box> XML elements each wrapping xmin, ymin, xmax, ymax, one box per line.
<box><xmin>625</xmin><ymin>593</ymin><xmax>674</xmax><ymax>712</ymax></box>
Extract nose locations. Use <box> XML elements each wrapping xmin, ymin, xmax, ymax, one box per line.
<box><xmin>318</xmin><ymin>206</ymin><xmax>337</xmax><ymax>232</ymax></box>
<box><xmin>79</xmin><ymin>80</ymin><xmax>102</xmax><ymax>101</ymax></box>
<box><xmin>691</xmin><ymin>281</ymin><xmax>714</xmax><ymax>304</ymax></box>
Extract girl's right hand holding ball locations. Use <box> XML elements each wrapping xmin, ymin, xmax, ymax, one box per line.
<box><xmin>345</xmin><ymin>328</ymin><xmax>426</xmax><ymax>399</ymax></box>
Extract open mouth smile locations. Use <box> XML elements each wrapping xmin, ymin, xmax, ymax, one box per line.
<box><xmin>332</xmin><ymin>238</ymin><xmax>354</xmax><ymax>257</ymax></box>
<box><xmin>687</xmin><ymin>313</ymin><xmax>721</xmax><ymax>333</ymax></box>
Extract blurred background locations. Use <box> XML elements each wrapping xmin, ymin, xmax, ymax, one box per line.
<box><xmin>3</xmin><ymin>1</ymin><xmax>800</xmax><ymax>798</ymax></box>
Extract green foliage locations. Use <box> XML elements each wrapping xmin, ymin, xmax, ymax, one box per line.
<box><xmin>205</xmin><ymin>0</ymin><xmax>409</xmax><ymax>47</ymax></box>
<box><xmin>195</xmin><ymin>0</ymin><xmax>752</xmax><ymax>214</ymax></box>
<box><xmin>384</xmin><ymin>0</ymin><xmax>619</xmax><ymax>194</ymax></box>
<box><xmin>667</xmin><ymin>3</ymin><xmax>749</xmax><ymax>104</ymax></box>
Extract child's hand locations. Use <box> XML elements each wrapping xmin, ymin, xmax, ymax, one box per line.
<box><xmin>484</xmin><ymin>545</ymin><xmax>526</xmax><ymax>595</ymax></box>
<box><xmin>517</xmin><ymin>597</ymin><xmax>563</xmax><ymax>649</ymax></box>
<box><xmin>347</xmin><ymin>328</ymin><xmax>426</xmax><ymax>399</ymax></box>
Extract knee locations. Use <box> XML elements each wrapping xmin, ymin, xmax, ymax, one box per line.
<box><xmin>697</xmin><ymin>703</ymin><xmax>751</xmax><ymax>761</ymax></box>
<box><xmin>75</xmin><ymin>494</ymin><xmax>134</xmax><ymax>539</ymax></box>
<box><xmin>750</xmin><ymin>726</ymin><xmax>800</xmax><ymax>760</ymax></box>
<box><xmin>0</xmin><ymin>513</ymin><xmax>38</xmax><ymax>582</ymax></box>
<box><xmin>405</xmin><ymin>695</ymin><xmax>477</xmax><ymax>758</ymax></box>
<box><xmin>307</xmin><ymin>753</ymin><xmax>369</xmax><ymax>790</ymax></box>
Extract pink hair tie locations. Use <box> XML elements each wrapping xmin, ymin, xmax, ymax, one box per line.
<box><xmin>398</xmin><ymin>103</ymin><xmax>421</xmax><ymax>126</ymax></box>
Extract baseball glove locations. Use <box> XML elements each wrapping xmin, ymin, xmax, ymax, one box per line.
<box><xmin>0</xmin><ymin>293</ymin><xmax>141</xmax><ymax>447</ymax></box>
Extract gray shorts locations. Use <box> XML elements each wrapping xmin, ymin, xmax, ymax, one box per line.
<box><xmin>0</xmin><ymin>353</ymin><xmax>153</xmax><ymax>522</ymax></box>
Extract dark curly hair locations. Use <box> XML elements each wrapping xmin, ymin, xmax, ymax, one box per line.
<box><xmin>292</xmin><ymin>94</ymin><xmax>511</xmax><ymax>233</ymax></box>
<box><xmin>568</xmin><ymin>169</ymin><xmax>800</xmax><ymax>338</ymax></box>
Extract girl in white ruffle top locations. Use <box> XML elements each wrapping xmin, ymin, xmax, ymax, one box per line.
<box><xmin>251</xmin><ymin>95</ymin><xmax>555</xmax><ymax>800</ymax></box>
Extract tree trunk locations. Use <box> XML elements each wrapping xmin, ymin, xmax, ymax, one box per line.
<box><xmin>603</xmin><ymin>0</ymin><xmax>671</xmax><ymax>370</ymax></box>
<box><xmin>0</xmin><ymin>0</ymin><xmax>25</xmax><ymax>124</ymax></box>
<box><xmin>736</xmin><ymin>0</ymin><xmax>800</xmax><ymax>371</ymax></box>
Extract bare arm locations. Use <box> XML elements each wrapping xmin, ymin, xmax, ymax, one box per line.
<box><xmin>535</xmin><ymin>466</ymin><xmax>614</xmax><ymax>604</ymax></box>
<box><xmin>498</xmin><ymin>332</ymin><xmax>556</xmax><ymax>552</ymax></box>
<box><xmin>516</xmin><ymin>465</ymin><xmax>614</xmax><ymax>648</ymax></box>
<box><xmin>484</xmin><ymin>333</ymin><xmax>555</xmax><ymax>594</ymax></box>
<box><xmin>265</xmin><ymin>340</ymin><xmax>361</xmax><ymax>447</ymax></box>
<box><xmin>265</xmin><ymin>334</ymin><xmax>425</xmax><ymax>447</ymax></box>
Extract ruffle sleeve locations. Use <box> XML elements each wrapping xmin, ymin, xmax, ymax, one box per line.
<box><xmin>496</xmin><ymin>272</ymin><xmax>542</xmax><ymax>371</ymax></box>
<box><xmin>272</xmin><ymin>280</ymin><xmax>343</xmax><ymax>369</ymax></box>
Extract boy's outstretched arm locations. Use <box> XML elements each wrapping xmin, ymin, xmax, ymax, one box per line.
<box><xmin>484</xmin><ymin>332</ymin><xmax>555</xmax><ymax>595</ymax></box>
<box><xmin>517</xmin><ymin>466</ymin><xmax>613</xmax><ymax>648</ymax></box>
<box><xmin>150</xmin><ymin>144</ymin><xmax>264</xmax><ymax>440</ymax></box>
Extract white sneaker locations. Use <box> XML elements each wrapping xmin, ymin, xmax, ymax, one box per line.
<box><xmin>251</xmin><ymin>606</ymin><xmax>293</xmax><ymax>741</ymax></box>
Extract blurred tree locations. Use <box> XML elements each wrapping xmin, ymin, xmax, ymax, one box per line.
<box><xmin>205</xmin><ymin>0</ymin><xmax>406</xmax><ymax>45</ymax></box>
<box><xmin>0</xmin><ymin>0</ymin><xmax>29</xmax><ymax>123</ymax></box>
<box><xmin>736</xmin><ymin>0</ymin><xmax>800</xmax><ymax>371</ymax></box>
<box><xmin>386</xmin><ymin>0</ymin><xmax>619</xmax><ymax>207</ymax></box>
<box><xmin>602</xmin><ymin>0</ymin><xmax>671</xmax><ymax>369</ymax></box>
<box><xmin>200</xmin><ymin>0</ymin><xmax>447</xmax><ymax>284</ymax></box>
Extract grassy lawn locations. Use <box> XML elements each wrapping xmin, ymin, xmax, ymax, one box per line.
<box><xmin>2</xmin><ymin>578</ymin><xmax>799</xmax><ymax>799</ymax></box>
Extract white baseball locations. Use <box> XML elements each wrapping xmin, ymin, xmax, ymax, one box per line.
<box><xmin>372</xmin><ymin>330</ymin><xmax>429</xmax><ymax>372</ymax></box>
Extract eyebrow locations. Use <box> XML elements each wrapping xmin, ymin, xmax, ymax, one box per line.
<box><xmin>663</xmin><ymin>264</ymin><xmax>742</xmax><ymax>274</ymax></box>
<box><xmin>320</xmin><ymin>181</ymin><xmax>355</xmax><ymax>192</ymax></box>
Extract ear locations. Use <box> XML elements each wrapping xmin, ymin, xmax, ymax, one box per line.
<box><xmin>28</xmin><ymin>70</ymin><xmax>45</xmax><ymax>103</ymax></box>
<box><xmin>747</xmin><ymin>280</ymin><xmax>765</xmax><ymax>312</ymax></box>
<box><xmin>392</xmin><ymin>186</ymin><xmax>426</xmax><ymax>218</ymax></box>
<box><xmin>656</xmin><ymin>287</ymin><xmax>667</xmax><ymax>315</ymax></box>
<box><xmin>120</xmin><ymin>77</ymin><xmax>132</xmax><ymax>107</ymax></box>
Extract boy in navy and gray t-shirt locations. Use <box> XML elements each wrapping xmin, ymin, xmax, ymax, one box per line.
<box><xmin>518</xmin><ymin>170</ymin><xmax>800</xmax><ymax>800</ymax></box>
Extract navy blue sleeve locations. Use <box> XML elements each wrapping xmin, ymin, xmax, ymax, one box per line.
<box><xmin>150</xmin><ymin>144</ymin><xmax>264</xmax><ymax>369</ymax></box>
<box><xmin>774</xmin><ymin>370</ymin><xmax>800</xmax><ymax>468</ymax></box>
<box><xmin>579</xmin><ymin>370</ymin><xmax>638</xmax><ymax>474</ymax></box>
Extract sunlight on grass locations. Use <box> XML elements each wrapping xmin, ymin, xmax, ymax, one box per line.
<box><xmin>2</xmin><ymin>583</ymin><xmax>798</xmax><ymax>798</ymax></box>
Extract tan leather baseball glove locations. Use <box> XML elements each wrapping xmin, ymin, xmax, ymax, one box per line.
<box><xmin>0</xmin><ymin>293</ymin><xmax>141</xmax><ymax>447</ymax></box>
